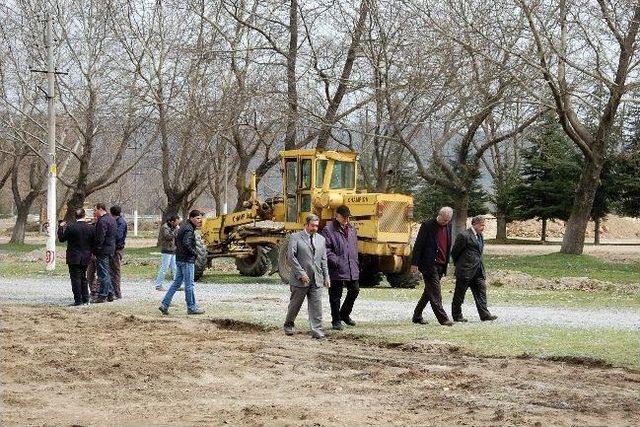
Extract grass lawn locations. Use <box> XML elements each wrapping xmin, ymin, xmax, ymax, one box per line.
<box><xmin>485</xmin><ymin>253</ymin><xmax>640</xmax><ymax>284</ymax></box>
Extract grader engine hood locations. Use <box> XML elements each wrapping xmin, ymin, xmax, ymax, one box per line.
<box><xmin>340</xmin><ymin>192</ymin><xmax>413</xmax><ymax>244</ymax></box>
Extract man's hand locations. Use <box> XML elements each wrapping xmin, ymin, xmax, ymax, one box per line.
<box><xmin>300</xmin><ymin>274</ymin><xmax>310</xmax><ymax>284</ymax></box>
<box><xmin>410</xmin><ymin>265</ymin><xmax>419</xmax><ymax>274</ymax></box>
<box><xmin>324</xmin><ymin>280</ymin><xmax>331</xmax><ymax>288</ymax></box>
<box><xmin>59</xmin><ymin>221</ymin><xmax>67</xmax><ymax>228</ymax></box>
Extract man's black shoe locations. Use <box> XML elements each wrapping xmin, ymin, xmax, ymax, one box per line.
<box><xmin>412</xmin><ymin>317</ymin><xmax>428</xmax><ymax>325</ymax></box>
<box><xmin>158</xmin><ymin>305</ymin><xmax>169</xmax><ymax>315</ymax></box>
<box><xmin>454</xmin><ymin>317</ymin><xmax>468</xmax><ymax>322</ymax></box>
<box><xmin>441</xmin><ymin>320</ymin><xmax>454</xmax><ymax>326</ymax></box>
<box><xmin>107</xmin><ymin>294</ymin><xmax>114</xmax><ymax>302</ymax></box>
<box><xmin>342</xmin><ymin>316</ymin><xmax>356</xmax><ymax>326</ymax></box>
<box><xmin>187</xmin><ymin>308</ymin><xmax>205</xmax><ymax>315</ymax></box>
<box><xmin>481</xmin><ymin>315</ymin><xmax>498</xmax><ymax>321</ymax></box>
<box><xmin>332</xmin><ymin>321</ymin><xmax>343</xmax><ymax>331</ymax></box>
<box><xmin>91</xmin><ymin>297</ymin><xmax>106</xmax><ymax>304</ymax></box>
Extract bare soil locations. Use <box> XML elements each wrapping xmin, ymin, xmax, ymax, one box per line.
<box><xmin>2</xmin><ymin>305</ymin><xmax>639</xmax><ymax>426</ymax></box>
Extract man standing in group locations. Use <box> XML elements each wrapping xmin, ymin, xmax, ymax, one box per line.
<box><xmin>321</xmin><ymin>205</ymin><xmax>359</xmax><ymax>331</ymax></box>
<box><xmin>283</xmin><ymin>214</ymin><xmax>331</xmax><ymax>339</ymax></box>
<box><xmin>155</xmin><ymin>215</ymin><xmax>180</xmax><ymax>291</ymax></box>
<box><xmin>57</xmin><ymin>209</ymin><xmax>95</xmax><ymax>306</ymax></box>
<box><xmin>410</xmin><ymin>206</ymin><xmax>455</xmax><ymax>326</ymax></box>
<box><xmin>159</xmin><ymin>210</ymin><xmax>205</xmax><ymax>315</ymax></box>
<box><xmin>92</xmin><ymin>203</ymin><xmax>117</xmax><ymax>303</ymax></box>
<box><xmin>451</xmin><ymin>215</ymin><xmax>497</xmax><ymax>322</ymax></box>
<box><xmin>110</xmin><ymin>205</ymin><xmax>127</xmax><ymax>299</ymax></box>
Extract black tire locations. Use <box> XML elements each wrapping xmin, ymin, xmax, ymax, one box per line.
<box><xmin>194</xmin><ymin>235</ymin><xmax>208</xmax><ymax>282</ymax></box>
<box><xmin>277</xmin><ymin>237</ymin><xmax>293</xmax><ymax>284</ymax></box>
<box><xmin>385</xmin><ymin>271</ymin><xmax>420</xmax><ymax>288</ymax></box>
<box><xmin>384</xmin><ymin>256</ymin><xmax>421</xmax><ymax>288</ymax></box>
<box><xmin>235</xmin><ymin>245</ymin><xmax>272</xmax><ymax>277</ymax></box>
<box><xmin>358</xmin><ymin>254</ymin><xmax>383</xmax><ymax>288</ymax></box>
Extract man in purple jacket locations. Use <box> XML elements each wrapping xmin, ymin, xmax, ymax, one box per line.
<box><xmin>320</xmin><ymin>205</ymin><xmax>360</xmax><ymax>331</ymax></box>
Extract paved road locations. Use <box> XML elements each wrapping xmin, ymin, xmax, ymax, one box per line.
<box><xmin>1</xmin><ymin>277</ymin><xmax>638</xmax><ymax>331</ymax></box>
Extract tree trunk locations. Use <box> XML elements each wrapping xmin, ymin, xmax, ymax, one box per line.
<box><xmin>560</xmin><ymin>160</ymin><xmax>602</xmax><ymax>254</ymax></box>
<box><xmin>594</xmin><ymin>217</ymin><xmax>601</xmax><ymax>245</ymax></box>
<box><xmin>9</xmin><ymin>203</ymin><xmax>32</xmax><ymax>244</ymax></box>
<box><xmin>65</xmin><ymin>191</ymin><xmax>87</xmax><ymax>222</ymax></box>
<box><xmin>452</xmin><ymin>192</ymin><xmax>469</xmax><ymax>237</ymax></box>
<box><xmin>495</xmin><ymin>211</ymin><xmax>507</xmax><ymax>241</ymax></box>
<box><xmin>541</xmin><ymin>218</ymin><xmax>547</xmax><ymax>243</ymax></box>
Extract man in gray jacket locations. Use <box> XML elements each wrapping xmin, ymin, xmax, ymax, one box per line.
<box><xmin>451</xmin><ymin>215</ymin><xmax>497</xmax><ymax>322</ymax></box>
<box><xmin>155</xmin><ymin>215</ymin><xmax>180</xmax><ymax>291</ymax></box>
<box><xmin>283</xmin><ymin>214</ymin><xmax>331</xmax><ymax>339</ymax></box>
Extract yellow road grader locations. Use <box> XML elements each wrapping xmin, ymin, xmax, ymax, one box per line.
<box><xmin>196</xmin><ymin>149</ymin><xmax>419</xmax><ymax>288</ymax></box>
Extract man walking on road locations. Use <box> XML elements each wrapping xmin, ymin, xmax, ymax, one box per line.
<box><xmin>283</xmin><ymin>214</ymin><xmax>331</xmax><ymax>339</ymax></box>
<box><xmin>92</xmin><ymin>203</ymin><xmax>117</xmax><ymax>303</ymax></box>
<box><xmin>410</xmin><ymin>206</ymin><xmax>455</xmax><ymax>326</ymax></box>
<box><xmin>321</xmin><ymin>205</ymin><xmax>359</xmax><ymax>331</ymax></box>
<box><xmin>110</xmin><ymin>205</ymin><xmax>127</xmax><ymax>299</ymax></box>
<box><xmin>451</xmin><ymin>215</ymin><xmax>497</xmax><ymax>322</ymax></box>
<box><xmin>159</xmin><ymin>210</ymin><xmax>205</xmax><ymax>315</ymax></box>
<box><xmin>57</xmin><ymin>209</ymin><xmax>95</xmax><ymax>305</ymax></box>
<box><xmin>155</xmin><ymin>215</ymin><xmax>180</xmax><ymax>291</ymax></box>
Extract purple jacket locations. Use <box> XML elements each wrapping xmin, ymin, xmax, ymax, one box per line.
<box><xmin>320</xmin><ymin>220</ymin><xmax>359</xmax><ymax>282</ymax></box>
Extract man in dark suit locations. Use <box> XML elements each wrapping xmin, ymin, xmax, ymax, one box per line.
<box><xmin>451</xmin><ymin>215</ymin><xmax>497</xmax><ymax>322</ymax></box>
<box><xmin>410</xmin><ymin>207</ymin><xmax>454</xmax><ymax>326</ymax></box>
<box><xmin>58</xmin><ymin>209</ymin><xmax>95</xmax><ymax>305</ymax></box>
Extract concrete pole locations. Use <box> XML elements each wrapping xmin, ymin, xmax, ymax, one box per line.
<box><xmin>45</xmin><ymin>13</ymin><xmax>57</xmax><ymax>271</ymax></box>
<box><xmin>222</xmin><ymin>137</ymin><xmax>228</xmax><ymax>215</ymax></box>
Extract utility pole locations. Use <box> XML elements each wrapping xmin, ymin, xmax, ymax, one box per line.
<box><xmin>44</xmin><ymin>13</ymin><xmax>57</xmax><ymax>271</ymax></box>
<box><xmin>223</xmin><ymin>137</ymin><xmax>228</xmax><ymax>215</ymax></box>
<box><xmin>31</xmin><ymin>13</ymin><xmax>66</xmax><ymax>271</ymax></box>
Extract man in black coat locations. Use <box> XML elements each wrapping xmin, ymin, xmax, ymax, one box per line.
<box><xmin>92</xmin><ymin>202</ymin><xmax>117</xmax><ymax>303</ymax></box>
<box><xmin>58</xmin><ymin>209</ymin><xmax>95</xmax><ymax>305</ymax></box>
<box><xmin>410</xmin><ymin>207</ymin><xmax>454</xmax><ymax>326</ymax></box>
<box><xmin>159</xmin><ymin>209</ymin><xmax>205</xmax><ymax>315</ymax></box>
<box><xmin>451</xmin><ymin>215</ymin><xmax>497</xmax><ymax>322</ymax></box>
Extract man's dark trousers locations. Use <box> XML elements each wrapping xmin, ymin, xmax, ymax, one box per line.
<box><xmin>329</xmin><ymin>280</ymin><xmax>359</xmax><ymax>323</ymax></box>
<box><xmin>452</xmin><ymin>269</ymin><xmax>491</xmax><ymax>320</ymax></box>
<box><xmin>96</xmin><ymin>254</ymin><xmax>114</xmax><ymax>298</ymax></box>
<box><xmin>110</xmin><ymin>249</ymin><xmax>123</xmax><ymax>298</ymax></box>
<box><xmin>68</xmin><ymin>264</ymin><xmax>89</xmax><ymax>304</ymax></box>
<box><xmin>414</xmin><ymin>264</ymin><xmax>449</xmax><ymax>324</ymax></box>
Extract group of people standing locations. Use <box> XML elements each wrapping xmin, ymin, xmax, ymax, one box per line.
<box><xmin>57</xmin><ymin>203</ymin><xmax>127</xmax><ymax>305</ymax></box>
<box><xmin>283</xmin><ymin>205</ymin><xmax>496</xmax><ymax>339</ymax></box>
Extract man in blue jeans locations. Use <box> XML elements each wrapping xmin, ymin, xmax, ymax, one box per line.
<box><xmin>91</xmin><ymin>203</ymin><xmax>117</xmax><ymax>303</ymax></box>
<box><xmin>159</xmin><ymin>209</ymin><xmax>205</xmax><ymax>315</ymax></box>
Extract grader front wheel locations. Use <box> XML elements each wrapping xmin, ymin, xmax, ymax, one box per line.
<box><xmin>235</xmin><ymin>245</ymin><xmax>273</xmax><ymax>277</ymax></box>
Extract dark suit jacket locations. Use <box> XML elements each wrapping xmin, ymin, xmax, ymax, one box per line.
<box><xmin>411</xmin><ymin>218</ymin><xmax>453</xmax><ymax>275</ymax></box>
<box><xmin>58</xmin><ymin>220</ymin><xmax>95</xmax><ymax>266</ymax></box>
<box><xmin>451</xmin><ymin>228</ymin><xmax>485</xmax><ymax>280</ymax></box>
<box><xmin>94</xmin><ymin>214</ymin><xmax>117</xmax><ymax>256</ymax></box>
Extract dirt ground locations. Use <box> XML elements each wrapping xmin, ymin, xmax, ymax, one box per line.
<box><xmin>1</xmin><ymin>305</ymin><xmax>638</xmax><ymax>426</ymax></box>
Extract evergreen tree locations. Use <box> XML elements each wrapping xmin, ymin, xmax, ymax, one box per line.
<box><xmin>513</xmin><ymin>119</ymin><xmax>581</xmax><ymax>241</ymax></box>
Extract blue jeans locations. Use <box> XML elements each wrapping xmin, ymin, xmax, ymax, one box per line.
<box><xmin>155</xmin><ymin>253</ymin><xmax>177</xmax><ymax>288</ymax></box>
<box><xmin>161</xmin><ymin>261</ymin><xmax>198</xmax><ymax>312</ymax></box>
<box><xmin>96</xmin><ymin>254</ymin><xmax>113</xmax><ymax>298</ymax></box>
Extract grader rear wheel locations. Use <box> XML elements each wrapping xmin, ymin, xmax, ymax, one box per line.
<box><xmin>358</xmin><ymin>254</ymin><xmax>383</xmax><ymax>288</ymax></box>
<box><xmin>235</xmin><ymin>245</ymin><xmax>273</xmax><ymax>277</ymax></box>
<box><xmin>384</xmin><ymin>256</ymin><xmax>420</xmax><ymax>288</ymax></box>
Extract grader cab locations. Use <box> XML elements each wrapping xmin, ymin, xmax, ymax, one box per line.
<box><xmin>198</xmin><ymin>149</ymin><xmax>418</xmax><ymax>288</ymax></box>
